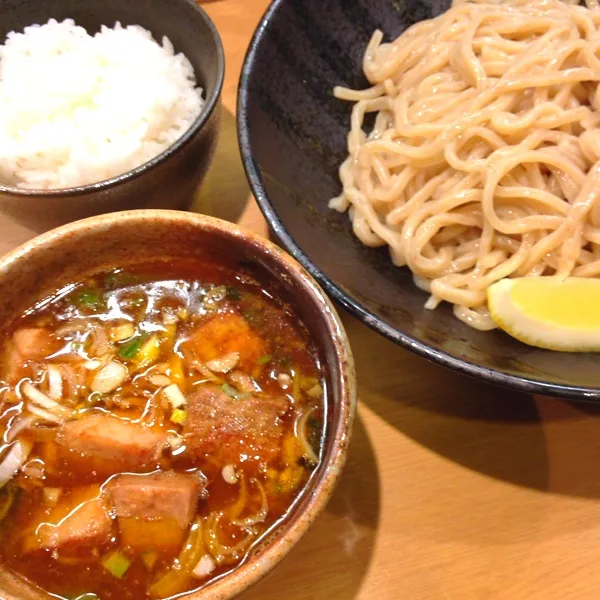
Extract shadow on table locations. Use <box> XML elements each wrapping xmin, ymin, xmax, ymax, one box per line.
<box><xmin>342</xmin><ymin>311</ymin><xmax>600</xmax><ymax>502</ymax></box>
<box><xmin>239</xmin><ymin>414</ymin><xmax>380</xmax><ymax>600</ymax></box>
<box><xmin>191</xmin><ymin>104</ymin><xmax>251</xmax><ymax>223</ymax></box>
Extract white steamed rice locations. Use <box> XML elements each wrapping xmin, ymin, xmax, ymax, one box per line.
<box><xmin>0</xmin><ymin>19</ymin><xmax>204</xmax><ymax>190</ymax></box>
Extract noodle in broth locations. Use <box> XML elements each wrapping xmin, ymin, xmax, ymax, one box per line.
<box><xmin>331</xmin><ymin>0</ymin><xmax>600</xmax><ymax>330</ymax></box>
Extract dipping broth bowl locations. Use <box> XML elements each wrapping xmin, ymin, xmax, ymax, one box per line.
<box><xmin>0</xmin><ymin>209</ymin><xmax>356</xmax><ymax>600</ymax></box>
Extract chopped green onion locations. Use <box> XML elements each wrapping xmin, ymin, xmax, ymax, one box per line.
<box><xmin>104</xmin><ymin>271</ymin><xmax>139</xmax><ymax>289</ymax></box>
<box><xmin>101</xmin><ymin>551</ymin><xmax>131</xmax><ymax>578</ymax></box>
<box><xmin>306</xmin><ymin>382</ymin><xmax>324</xmax><ymax>399</ymax></box>
<box><xmin>71</xmin><ymin>341</ymin><xmax>84</xmax><ymax>354</ymax></box>
<box><xmin>141</xmin><ymin>551</ymin><xmax>158</xmax><ymax>570</ymax></box>
<box><xmin>134</xmin><ymin>334</ymin><xmax>161</xmax><ymax>370</ymax></box>
<box><xmin>226</xmin><ymin>286</ymin><xmax>242</xmax><ymax>300</ymax></box>
<box><xmin>292</xmin><ymin>369</ymin><xmax>301</xmax><ymax>401</ymax></box>
<box><xmin>207</xmin><ymin>285</ymin><xmax>227</xmax><ymax>300</ymax></box>
<box><xmin>118</xmin><ymin>335</ymin><xmax>145</xmax><ymax>359</ymax></box>
<box><xmin>74</xmin><ymin>289</ymin><xmax>103</xmax><ymax>309</ymax></box>
<box><xmin>220</xmin><ymin>383</ymin><xmax>251</xmax><ymax>401</ymax></box>
<box><xmin>300</xmin><ymin>376</ymin><xmax>318</xmax><ymax>390</ymax></box>
<box><xmin>221</xmin><ymin>382</ymin><xmax>242</xmax><ymax>399</ymax></box>
<box><xmin>170</xmin><ymin>408</ymin><xmax>188</xmax><ymax>425</ymax></box>
<box><xmin>258</xmin><ymin>355</ymin><xmax>271</xmax><ymax>366</ymax></box>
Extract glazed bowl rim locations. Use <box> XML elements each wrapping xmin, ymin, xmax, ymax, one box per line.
<box><xmin>0</xmin><ymin>0</ymin><xmax>225</xmax><ymax>198</ymax></box>
<box><xmin>0</xmin><ymin>208</ymin><xmax>357</xmax><ymax>599</ymax></box>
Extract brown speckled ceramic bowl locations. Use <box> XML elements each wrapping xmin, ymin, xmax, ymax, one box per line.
<box><xmin>0</xmin><ymin>0</ymin><xmax>224</xmax><ymax>233</ymax></box>
<box><xmin>0</xmin><ymin>210</ymin><xmax>356</xmax><ymax>600</ymax></box>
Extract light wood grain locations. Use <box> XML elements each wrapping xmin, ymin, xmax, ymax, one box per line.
<box><xmin>2</xmin><ymin>2</ymin><xmax>600</xmax><ymax>599</ymax></box>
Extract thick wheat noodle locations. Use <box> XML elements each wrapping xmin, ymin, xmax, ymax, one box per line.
<box><xmin>330</xmin><ymin>0</ymin><xmax>600</xmax><ymax>329</ymax></box>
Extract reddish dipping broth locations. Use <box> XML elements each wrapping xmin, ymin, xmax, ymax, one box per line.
<box><xmin>0</xmin><ymin>259</ymin><xmax>325</xmax><ymax>600</ymax></box>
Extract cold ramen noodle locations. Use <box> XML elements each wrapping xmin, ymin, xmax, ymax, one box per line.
<box><xmin>331</xmin><ymin>0</ymin><xmax>600</xmax><ymax>331</ymax></box>
<box><xmin>0</xmin><ymin>259</ymin><xmax>325</xmax><ymax>599</ymax></box>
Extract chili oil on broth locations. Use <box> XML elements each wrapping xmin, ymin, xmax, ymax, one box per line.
<box><xmin>0</xmin><ymin>258</ymin><xmax>326</xmax><ymax>600</ymax></box>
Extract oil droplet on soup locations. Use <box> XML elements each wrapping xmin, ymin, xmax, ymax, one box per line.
<box><xmin>0</xmin><ymin>259</ymin><xmax>325</xmax><ymax>600</ymax></box>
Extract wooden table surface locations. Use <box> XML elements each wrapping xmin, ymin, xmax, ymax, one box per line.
<box><xmin>3</xmin><ymin>1</ymin><xmax>600</xmax><ymax>598</ymax></box>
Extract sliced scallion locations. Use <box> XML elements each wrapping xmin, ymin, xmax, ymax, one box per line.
<box><xmin>101</xmin><ymin>551</ymin><xmax>131</xmax><ymax>578</ymax></box>
<box><xmin>170</xmin><ymin>408</ymin><xmax>188</xmax><ymax>425</ymax></box>
<box><xmin>141</xmin><ymin>551</ymin><xmax>158</xmax><ymax>570</ymax></box>
<box><xmin>134</xmin><ymin>334</ymin><xmax>161</xmax><ymax>370</ymax></box>
<box><xmin>221</xmin><ymin>382</ymin><xmax>241</xmax><ymax>399</ymax></box>
<box><xmin>118</xmin><ymin>335</ymin><xmax>145</xmax><ymax>359</ymax></box>
<box><xmin>75</xmin><ymin>289</ymin><xmax>103</xmax><ymax>309</ymax></box>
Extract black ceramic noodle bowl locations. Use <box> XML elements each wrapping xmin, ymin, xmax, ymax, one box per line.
<box><xmin>0</xmin><ymin>0</ymin><xmax>224</xmax><ymax>232</ymax></box>
<box><xmin>238</xmin><ymin>0</ymin><xmax>600</xmax><ymax>400</ymax></box>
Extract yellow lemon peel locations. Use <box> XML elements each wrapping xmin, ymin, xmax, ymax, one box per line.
<box><xmin>488</xmin><ymin>277</ymin><xmax>600</xmax><ymax>352</ymax></box>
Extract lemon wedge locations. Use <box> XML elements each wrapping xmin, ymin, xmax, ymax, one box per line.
<box><xmin>487</xmin><ymin>277</ymin><xmax>600</xmax><ymax>352</ymax></box>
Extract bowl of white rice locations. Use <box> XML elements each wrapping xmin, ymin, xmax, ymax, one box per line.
<box><xmin>0</xmin><ymin>0</ymin><xmax>224</xmax><ymax>231</ymax></box>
